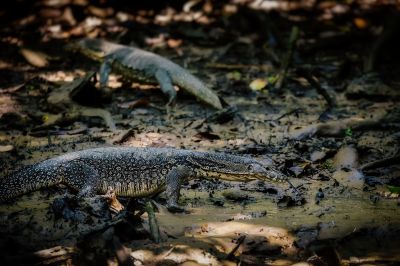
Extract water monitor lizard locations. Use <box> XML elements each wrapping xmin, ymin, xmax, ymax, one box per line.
<box><xmin>68</xmin><ymin>38</ymin><xmax>223</xmax><ymax>109</ymax></box>
<box><xmin>0</xmin><ymin>147</ymin><xmax>287</xmax><ymax>211</ymax></box>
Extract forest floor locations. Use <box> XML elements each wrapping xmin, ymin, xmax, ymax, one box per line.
<box><xmin>0</xmin><ymin>1</ymin><xmax>399</xmax><ymax>265</ymax></box>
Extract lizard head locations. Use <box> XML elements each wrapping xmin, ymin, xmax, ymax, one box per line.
<box><xmin>65</xmin><ymin>38</ymin><xmax>120</xmax><ymax>61</ymax></box>
<box><xmin>188</xmin><ymin>153</ymin><xmax>287</xmax><ymax>183</ymax></box>
<box><xmin>244</xmin><ymin>161</ymin><xmax>287</xmax><ymax>182</ymax></box>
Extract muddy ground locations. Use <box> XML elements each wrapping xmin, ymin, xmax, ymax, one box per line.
<box><xmin>0</xmin><ymin>1</ymin><xmax>399</xmax><ymax>265</ymax></box>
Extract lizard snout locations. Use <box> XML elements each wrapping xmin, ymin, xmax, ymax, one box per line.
<box><xmin>251</xmin><ymin>163</ymin><xmax>286</xmax><ymax>182</ymax></box>
<box><xmin>267</xmin><ymin>169</ymin><xmax>287</xmax><ymax>182</ymax></box>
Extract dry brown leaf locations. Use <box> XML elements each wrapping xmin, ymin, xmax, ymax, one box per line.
<box><xmin>20</xmin><ymin>48</ymin><xmax>49</xmax><ymax>67</ymax></box>
<box><xmin>0</xmin><ymin>145</ymin><xmax>14</xmax><ymax>152</ymax></box>
<box><xmin>354</xmin><ymin>17</ymin><xmax>368</xmax><ymax>29</ymax></box>
<box><xmin>62</xmin><ymin>7</ymin><xmax>77</xmax><ymax>26</ymax></box>
<box><xmin>167</xmin><ymin>38</ymin><xmax>183</xmax><ymax>48</ymax></box>
<box><xmin>39</xmin><ymin>8</ymin><xmax>62</xmax><ymax>18</ymax></box>
<box><xmin>87</xmin><ymin>5</ymin><xmax>114</xmax><ymax>18</ymax></box>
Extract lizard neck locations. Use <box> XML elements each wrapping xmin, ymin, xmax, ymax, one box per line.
<box><xmin>184</xmin><ymin>152</ymin><xmax>258</xmax><ymax>182</ymax></box>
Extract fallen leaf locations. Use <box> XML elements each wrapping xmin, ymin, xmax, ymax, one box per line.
<box><xmin>167</xmin><ymin>38</ymin><xmax>183</xmax><ymax>48</ymax></box>
<box><xmin>249</xmin><ymin>78</ymin><xmax>268</xmax><ymax>91</ymax></box>
<box><xmin>354</xmin><ymin>17</ymin><xmax>368</xmax><ymax>29</ymax></box>
<box><xmin>289</xmin><ymin>162</ymin><xmax>310</xmax><ymax>177</ymax></box>
<box><xmin>87</xmin><ymin>5</ymin><xmax>114</xmax><ymax>18</ymax></box>
<box><xmin>310</xmin><ymin>151</ymin><xmax>326</xmax><ymax>162</ymax></box>
<box><xmin>20</xmin><ymin>48</ymin><xmax>49</xmax><ymax>67</ymax></box>
<box><xmin>0</xmin><ymin>145</ymin><xmax>14</xmax><ymax>152</ymax></box>
<box><xmin>39</xmin><ymin>8</ymin><xmax>62</xmax><ymax>18</ymax></box>
<box><xmin>62</xmin><ymin>7</ymin><xmax>77</xmax><ymax>26</ymax></box>
<box><xmin>387</xmin><ymin>185</ymin><xmax>400</xmax><ymax>194</ymax></box>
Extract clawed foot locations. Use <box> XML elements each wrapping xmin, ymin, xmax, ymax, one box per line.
<box><xmin>102</xmin><ymin>187</ymin><xmax>125</xmax><ymax>213</ymax></box>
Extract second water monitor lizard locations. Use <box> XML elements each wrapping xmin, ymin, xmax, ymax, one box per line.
<box><xmin>0</xmin><ymin>147</ymin><xmax>289</xmax><ymax>212</ymax></box>
<box><xmin>68</xmin><ymin>38</ymin><xmax>223</xmax><ymax>109</ymax></box>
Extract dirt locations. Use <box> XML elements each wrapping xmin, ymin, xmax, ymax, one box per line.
<box><xmin>0</xmin><ymin>1</ymin><xmax>400</xmax><ymax>265</ymax></box>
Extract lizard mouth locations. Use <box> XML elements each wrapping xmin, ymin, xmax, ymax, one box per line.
<box><xmin>264</xmin><ymin>170</ymin><xmax>287</xmax><ymax>183</ymax></box>
<box><xmin>201</xmin><ymin>171</ymin><xmax>258</xmax><ymax>182</ymax></box>
<box><xmin>251</xmin><ymin>164</ymin><xmax>287</xmax><ymax>183</ymax></box>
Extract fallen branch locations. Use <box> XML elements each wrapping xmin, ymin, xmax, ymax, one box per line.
<box><xmin>289</xmin><ymin>114</ymin><xmax>399</xmax><ymax>140</ymax></box>
<box><xmin>113</xmin><ymin>128</ymin><xmax>136</xmax><ymax>144</ymax></box>
<box><xmin>273</xmin><ymin>108</ymin><xmax>303</xmax><ymax>122</ymax></box>
<box><xmin>296</xmin><ymin>68</ymin><xmax>337</xmax><ymax>108</ymax></box>
<box><xmin>360</xmin><ymin>154</ymin><xmax>400</xmax><ymax>171</ymax></box>
<box><xmin>341</xmin><ymin>257</ymin><xmax>400</xmax><ymax>266</ymax></box>
<box><xmin>226</xmin><ymin>235</ymin><xmax>246</xmax><ymax>260</ymax></box>
<box><xmin>205</xmin><ymin>62</ymin><xmax>273</xmax><ymax>72</ymax></box>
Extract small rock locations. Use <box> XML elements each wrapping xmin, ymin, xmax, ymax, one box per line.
<box><xmin>310</xmin><ymin>150</ymin><xmax>326</xmax><ymax>162</ymax></box>
<box><xmin>315</xmin><ymin>188</ymin><xmax>324</xmax><ymax>204</ymax></box>
<box><xmin>333</xmin><ymin>146</ymin><xmax>358</xmax><ymax>170</ymax></box>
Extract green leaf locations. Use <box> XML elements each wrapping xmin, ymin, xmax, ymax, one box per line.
<box><xmin>344</xmin><ymin>127</ymin><xmax>353</xmax><ymax>137</ymax></box>
<box><xmin>227</xmin><ymin>71</ymin><xmax>242</xmax><ymax>81</ymax></box>
<box><xmin>267</xmin><ymin>74</ymin><xmax>279</xmax><ymax>85</ymax></box>
<box><xmin>387</xmin><ymin>185</ymin><xmax>400</xmax><ymax>194</ymax></box>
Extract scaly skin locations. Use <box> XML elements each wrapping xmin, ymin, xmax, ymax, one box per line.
<box><xmin>0</xmin><ymin>147</ymin><xmax>286</xmax><ymax>211</ymax></box>
<box><xmin>68</xmin><ymin>38</ymin><xmax>223</xmax><ymax>109</ymax></box>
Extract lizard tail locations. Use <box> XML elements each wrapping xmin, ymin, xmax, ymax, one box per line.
<box><xmin>172</xmin><ymin>72</ymin><xmax>223</xmax><ymax>110</ymax></box>
<box><xmin>0</xmin><ymin>159</ymin><xmax>63</xmax><ymax>202</ymax></box>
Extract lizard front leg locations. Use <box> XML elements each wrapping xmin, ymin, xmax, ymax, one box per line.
<box><xmin>99</xmin><ymin>58</ymin><xmax>114</xmax><ymax>96</ymax></box>
<box><xmin>99</xmin><ymin>58</ymin><xmax>113</xmax><ymax>87</ymax></box>
<box><xmin>62</xmin><ymin>161</ymin><xmax>100</xmax><ymax>197</ymax></box>
<box><xmin>155</xmin><ymin>69</ymin><xmax>177</xmax><ymax>107</ymax></box>
<box><xmin>165</xmin><ymin>165</ymin><xmax>191</xmax><ymax>213</ymax></box>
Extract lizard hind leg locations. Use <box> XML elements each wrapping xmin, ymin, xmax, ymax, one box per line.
<box><xmin>155</xmin><ymin>69</ymin><xmax>177</xmax><ymax>107</ymax></box>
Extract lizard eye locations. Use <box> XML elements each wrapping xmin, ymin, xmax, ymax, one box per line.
<box><xmin>247</xmin><ymin>165</ymin><xmax>254</xmax><ymax>171</ymax></box>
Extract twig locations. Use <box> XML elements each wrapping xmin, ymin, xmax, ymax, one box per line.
<box><xmin>342</xmin><ymin>257</ymin><xmax>400</xmax><ymax>265</ymax></box>
<box><xmin>0</xmin><ymin>84</ymin><xmax>24</xmax><ymax>94</ymax></box>
<box><xmin>144</xmin><ymin>200</ymin><xmax>161</xmax><ymax>243</ymax></box>
<box><xmin>276</xmin><ymin>26</ymin><xmax>299</xmax><ymax>89</ymax></box>
<box><xmin>226</xmin><ymin>235</ymin><xmax>246</xmax><ymax>260</ymax></box>
<box><xmin>273</xmin><ymin>108</ymin><xmax>303</xmax><ymax>121</ymax></box>
<box><xmin>205</xmin><ymin>62</ymin><xmax>273</xmax><ymax>72</ymax></box>
<box><xmin>296</xmin><ymin>68</ymin><xmax>337</xmax><ymax>108</ymax></box>
<box><xmin>113</xmin><ymin>127</ymin><xmax>136</xmax><ymax>144</ymax></box>
<box><xmin>286</xmin><ymin>179</ymin><xmax>301</xmax><ymax>196</ymax></box>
